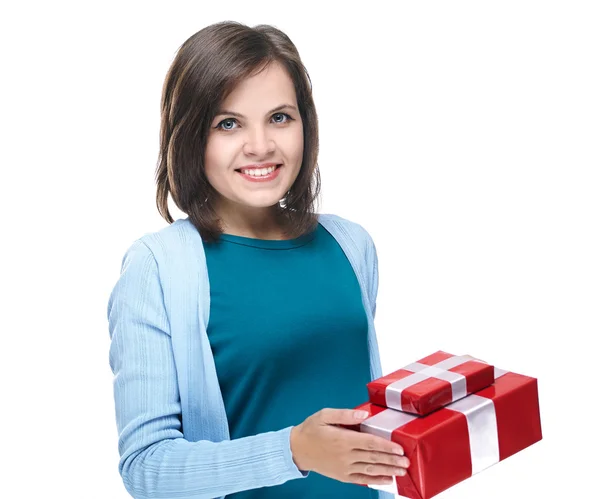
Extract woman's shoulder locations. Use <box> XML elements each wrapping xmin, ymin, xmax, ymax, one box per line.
<box><xmin>318</xmin><ymin>212</ymin><xmax>375</xmax><ymax>246</ymax></box>
<box><xmin>132</xmin><ymin>217</ymin><xmax>200</xmax><ymax>262</ymax></box>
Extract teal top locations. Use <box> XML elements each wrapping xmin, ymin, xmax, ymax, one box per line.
<box><xmin>204</xmin><ymin>224</ymin><xmax>377</xmax><ymax>498</ymax></box>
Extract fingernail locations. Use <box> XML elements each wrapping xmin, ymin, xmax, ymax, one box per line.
<box><xmin>354</xmin><ymin>410</ymin><xmax>369</xmax><ymax>419</ymax></box>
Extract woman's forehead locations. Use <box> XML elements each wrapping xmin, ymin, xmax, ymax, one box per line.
<box><xmin>220</xmin><ymin>62</ymin><xmax>297</xmax><ymax>110</ymax></box>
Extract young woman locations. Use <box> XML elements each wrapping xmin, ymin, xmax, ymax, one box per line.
<box><xmin>107</xmin><ymin>21</ymin><xmax>409</xmax><ymax>499</ymax></box>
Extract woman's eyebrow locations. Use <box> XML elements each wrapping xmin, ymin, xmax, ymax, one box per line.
<box><xmin>215</xmin><ymin>104</ymin><xmax>298</xmax><ymax>118</ymax></box>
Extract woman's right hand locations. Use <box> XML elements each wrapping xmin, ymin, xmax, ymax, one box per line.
<box><xmin>290</xmin><ymin>408</ymin><xmax>410</xmax><ymax>486</ymax></box>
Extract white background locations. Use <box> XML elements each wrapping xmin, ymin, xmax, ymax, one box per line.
<box><xmin>2</xmin><ymin>1</ymin><xmax>598</xmax><ymax>497</ymax></box>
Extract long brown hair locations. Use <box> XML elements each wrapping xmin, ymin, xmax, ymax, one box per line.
<box><xmin>155</xmin><ymin>21</ymin><xmax>321</xmax><ymax>243</ymax></box>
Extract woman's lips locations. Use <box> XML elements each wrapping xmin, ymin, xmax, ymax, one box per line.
<box><xmin>236</xmin><ymin>165</ymin><xmax>282</xmax><ymax>182</ymax></box>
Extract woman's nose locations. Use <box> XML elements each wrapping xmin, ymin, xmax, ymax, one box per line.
<box><xmin>243</xmin><ymin>127</ymin><xmax>276</xmax><ymax>156</ymax></box>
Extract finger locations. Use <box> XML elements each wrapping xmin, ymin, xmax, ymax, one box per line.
<box><xmin>353</xmin><ymin>434</ymin><xmax>405</xmax><ymax>456</ymax></box>
<box><xmin>350</xmin><ymin>462</ymin><xmax>408</xmax><ymax>478</ymax></box>
<box><xmin>348</xmin><ymin>473</ymin><xmax>396</xmax><ymax>486</ymax></box>
<box><xmin>319</xmin><ymin>408</ymin><xmax>369</xmax><ymax>426</ymax></box>
<box><xmin>351</xmin><ymin>449</ymin><xmax>410</xmax><ymax>469</ymax></box>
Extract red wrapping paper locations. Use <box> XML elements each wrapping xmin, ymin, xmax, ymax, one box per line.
<box><xmin>346</xmin><ymin>369</ymin><xmax>542</xmax><ymax>499</ymax></box>
<box><xmin>367</xmin><ymin>351</ymin><xmax>496</xmax><ymax>416</ymax></box>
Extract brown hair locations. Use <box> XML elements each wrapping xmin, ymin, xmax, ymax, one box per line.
<box><xmin>155</xmin><ymin>21</ymin><xmax>322</xmax><ymax>243</ymax></box>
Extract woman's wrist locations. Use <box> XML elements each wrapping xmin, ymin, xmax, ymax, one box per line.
<box><xmin>290</xmin><ymin>425</ymin><xmax>309</xmax><ymax>472</ymax></box>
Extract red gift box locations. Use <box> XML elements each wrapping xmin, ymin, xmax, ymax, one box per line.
<box><xmin>367</xmin><ymin>351</ymin><xmax>496</xmax><ymax>416</ymax></box>
<box><xmin>348</xmin><ymin>367</ymin><xmax>542</xmax><ymax>499</ymax></box>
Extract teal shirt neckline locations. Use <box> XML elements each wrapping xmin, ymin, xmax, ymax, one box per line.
<box><xmin>217</xmin><ymin>227</ymin><xmax>318</xmax><ymax>250</ymax></box>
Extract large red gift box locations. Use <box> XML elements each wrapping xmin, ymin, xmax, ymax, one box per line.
<box><xmin>367</xmin><ymin>351</ymin><xmax>495</xmax><ymax>416</ymax></box>
<box><xmin>347</xmin><ymin>367</ymin><xmax>542</xmax><ymax>499</ymax></box>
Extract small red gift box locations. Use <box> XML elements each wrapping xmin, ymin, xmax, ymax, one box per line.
<box><xmin>347</xmin><ymin>367</ymin><xmax>542</xmax><ymax>499</ymax></box>
<box><xmin>367</xmin><ymin>351</ymin><xmax>495</xmax><ymax>416</ymax></box>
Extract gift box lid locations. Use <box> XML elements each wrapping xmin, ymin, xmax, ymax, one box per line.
<box><xmin>367</xmin><ymin>351</ymin><xmax>495</xmax><ymax>416</ymax></box>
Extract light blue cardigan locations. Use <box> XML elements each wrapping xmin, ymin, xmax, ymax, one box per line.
<box><xmin>107</xmin><ymin>213</ymin><xmax>393</xmax><ymax>499</ymax></box>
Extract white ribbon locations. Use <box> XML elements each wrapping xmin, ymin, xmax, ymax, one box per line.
<box><xmin>385</xmin><ymin>355</ymin><xmax>484</xmax><ymax>411</ymax></box>
<box><xmin>444</xmin><ymin>394</ymin><xmax>500</xmax><ymax>474</ymax></box>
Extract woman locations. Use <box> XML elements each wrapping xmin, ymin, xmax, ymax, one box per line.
<box><xmin>107</xmin><ymin>21</ymin><xmax>409</xmax><ymax>499</ymax></box>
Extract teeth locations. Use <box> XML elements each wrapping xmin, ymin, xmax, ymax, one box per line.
<box><xmin>241</xmin><ymin>166</ymin><xmax>276</xmax><ymax>176</ymax></box>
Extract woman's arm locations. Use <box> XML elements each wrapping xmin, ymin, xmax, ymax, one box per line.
<box><xmin>107</xmin><ymin>240</ymin><xmax>308</xmax><ymax>499</ymax></box>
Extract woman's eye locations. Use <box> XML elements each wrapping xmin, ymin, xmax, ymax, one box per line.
<box><xmin>216</xmin><ymin>119</ymin><xmax>238</xmax><ymax>131</ymax></box>
<box><xmin>272</xmin><ymin>112</ymin><xmax>292</xmax><ymax>123</ymax></box>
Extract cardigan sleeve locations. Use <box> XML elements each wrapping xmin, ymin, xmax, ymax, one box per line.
<box><xmin>107</xmin><ymin>239</ymin><xmax>309</xmax><ymax>499</ymax></box>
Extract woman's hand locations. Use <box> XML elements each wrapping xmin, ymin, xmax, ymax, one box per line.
<box><xmin>290</xmin><ymin>408</ymin><xmax>410</xmax><ymax>486</ymax></box>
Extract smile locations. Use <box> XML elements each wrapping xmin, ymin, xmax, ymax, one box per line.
<box><xmin>236</xmin><ymin>165</ymin><xmax>283</xmax><ymax>182</ymax></box>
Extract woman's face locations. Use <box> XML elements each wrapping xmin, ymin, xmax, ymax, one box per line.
<box><xmin>205</xmin><ymin>62</ymin><xmax>304</xmax><ymax>223</ymax></box>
